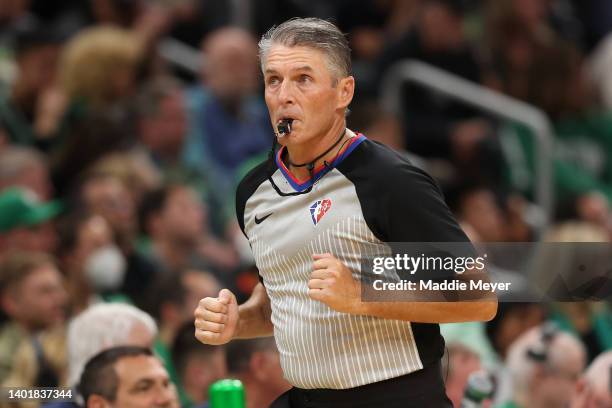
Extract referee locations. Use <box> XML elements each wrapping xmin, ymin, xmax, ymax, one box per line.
<box><xmin>194</xmin><ymin>17</ymin><xmax>497</xmax><ymax>408</ymax></box>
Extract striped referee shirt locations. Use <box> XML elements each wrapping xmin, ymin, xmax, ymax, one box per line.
<box><xmin>236</xmin><ymin>135</ymin><xmax>469</xmax><ymax>389</ymax></box>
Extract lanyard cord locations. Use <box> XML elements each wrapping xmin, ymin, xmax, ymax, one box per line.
<box><xmin>287</xmin><ymin>128</ymin><xmax>346</xmax><ymax>168</ymax></box>
<box><xmin>268</xmin><ymin>128</ymin><xmax>348</xmax><ymax>197</ymax></box>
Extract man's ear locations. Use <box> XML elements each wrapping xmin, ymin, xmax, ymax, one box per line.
<box><xmin>336</xmin><ymin>76</ymin><xmax>355</xmax><ymax>111</ymax></box>
<box><xmin>86</xmin><ymin>394</ymin><xmax>111</xmax><ymax>408</ymax></box>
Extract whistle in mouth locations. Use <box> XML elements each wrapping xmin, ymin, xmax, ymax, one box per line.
<box><xmin>276</xmin><ymin>119</ymin><xmax>292</xmax><ymax>137</ymax></box>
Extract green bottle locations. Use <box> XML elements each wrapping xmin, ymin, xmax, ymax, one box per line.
<box><xmin>209</xmin><ymin>379</ymin><xmax>246</xmax><ymax>408</ymax></box>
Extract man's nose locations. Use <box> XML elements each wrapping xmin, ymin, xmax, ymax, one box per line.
<box><xmin>154</xmin><ymin>386</ymin><xmax>176</xmax><ymax>407</ymax></box>
<box><xmin>277</xmin><ymin>79</ymin><xmax>295</xmax><ymax>104</ymax></box>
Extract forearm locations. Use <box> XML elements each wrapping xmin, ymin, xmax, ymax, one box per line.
<box><xmin>356</xmin><ymin>298</ymin><xmax>498</xmax><ymax>323</ymax></box>
<box><xmin>234</xmin><ymin>283</ymin><xmax>274</xmax><ymax>339</ymax></box>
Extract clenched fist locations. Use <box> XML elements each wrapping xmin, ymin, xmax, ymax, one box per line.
<box><xmin>308</xmin><ymin>253</ymin><xmax>362</xmax><ymax>314</ymax></box>
<box><xmin>194</xmin><ymin>289</ymin><xmax>239</xmax><ymax>345</ymax></box>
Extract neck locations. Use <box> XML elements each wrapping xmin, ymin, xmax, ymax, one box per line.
<box><xmin>285</xmin><ymin>122</ymin><xmax>353</xmax><ymax>180</ymax></box>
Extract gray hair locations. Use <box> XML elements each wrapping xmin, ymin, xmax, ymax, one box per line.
<box><xmin>258</xmin><ymin>17</ymin><xmax>351</xmax><ymax>83</ymax></box>
<box><xmin>66</xmin><ymin>303</ymin><xmax>158</xmax><ymax>386</ymax></box>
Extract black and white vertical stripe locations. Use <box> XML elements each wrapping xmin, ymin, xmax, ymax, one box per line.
<box><xmin>251</xmin><ymin>214</ymin><xmax>423</xmax><ymax>389</ymax></box>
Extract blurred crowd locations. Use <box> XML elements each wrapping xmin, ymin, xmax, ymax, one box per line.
<box><xmin>0</xmin><ymin>0</ymin><xmax>611</xmax><ymax>407</ymax></box>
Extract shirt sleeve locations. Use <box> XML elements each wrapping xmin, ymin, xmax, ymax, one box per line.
<box><xmin>381</xmin><ymin>162</ymin><xmax>469</xmax><ymax>243</ymax></box>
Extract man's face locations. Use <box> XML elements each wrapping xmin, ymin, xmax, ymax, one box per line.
<box><xmin>4</xmin><ymin>221</ymin><xmax>57</xmax><ymax>253</ymax></box>
<box><xmin>183</xmin><ymin>348</ymin><xmax>227</xmax><ymax>402</ymax></box>
<box><xmin>139</xmin><ymin>93</ymin><xmax>187</xmax><ymax>156</ymax></box>
<box><xmin>161</xmin><ymin>187</ymin><xmax>205</xmax><ymax>244</ymax></box>
<box><xmin>6</xmin><ymin>264</ymin><xmax>67</xmax><ymax>330</ymax></box>
<box><xmin>83</xmin><ymin>178</ymin><xmax>135</xmax><ymax>237</ymax></box>
<box><xmin>16</xmin><ymin>45</ymin><xmax>60</xmax><ymax>99</ymax></box>
<box><xmin>73</xmin><ymin>216</ymin><xmax>114</xmax><ymax>267</ymax></box>
<box><xmin>203</xmin><ymin>30</ymin><xmax>259</xmax><ymax>103</ymax></box>
<box><xmin>263</xmin><ymin>45</ymin><xmax>350</xmax><ymax>149</ymax></box>
<box><xmin>106</xmin><ymin>355</ymin><xmax>177</xmax><ymax>408</ymax></box>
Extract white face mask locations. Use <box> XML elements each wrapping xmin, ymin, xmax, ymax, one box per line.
<box><xmin>84</xmin><ymin>245</ymin><xmax>126</xmax><ymax>292</ymax></box>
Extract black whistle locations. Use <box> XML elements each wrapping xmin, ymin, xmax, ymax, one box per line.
<box><xmin>277</xmin><ymin>119</ymin><xmax>292</xmax><ymax>136</ymax></box>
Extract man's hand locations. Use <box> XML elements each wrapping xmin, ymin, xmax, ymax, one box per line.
<box><xmin>308</xmin><ymin>253</ymin><xmax>361</xmax><ymax>314</ymax></box>
<box><xmin>194</xmin><ymin>289</ymin><xmax>239</xmax><ymax>345</ymax></box>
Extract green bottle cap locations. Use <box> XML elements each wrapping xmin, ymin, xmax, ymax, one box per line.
<box><xmin>209</xmin><ymin>379</ymin><xmax>246</xmax><ymax>408</ymax></box>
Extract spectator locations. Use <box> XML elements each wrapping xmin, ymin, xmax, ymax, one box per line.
<box><xmin>0</xmin><ymin>187</ymin><xmax>61</xmax><ymax>255</ymax></box>
<box><xmin>142</xmin><ymin>268</ymin><xmax>220</xmax><ymax>400</ymax></box>
<box><xmin>335</xmin><ymin>0</ymin><xmax>421</xmax><ymax>97</ymax></box>
<box><xmin>51</xmin><ymin>26</ymin><xmax>143</xmax><ymax>195</ymax></box>
<box><xmin>483</xmin><ymin>303</ymin><xmax>548</xmax><ymax>404</ymax></box>
<box><xmin>571</xmin><ymin>350</ymin><xmax>612</xmax><ymax>408</ymax></box>
<box><xmin>0</xmin><ymin>21</ymin><xmax>65</xmax><ymax>146</ymax></box>
<box><xmin>65</xmin><ymin>303</ymin><xmax>157</xmax><ymax>388</ymax></box>
<box><xmin>485</xmin><ymin>303</ymin><xmax>548</xmax><ymax>362</ymax></box>
<box><xmin>75</xmin><ymin>172</ymin><xmax>158</xmax><ymax>304</ymax></box>
<box><xmin>447</xmin><ymin>183</ymin><xmax>507</xmax><ymax>242</ymax></box>
<box><xmin>171</xmin><ymin>322</ymin><xmax>226</xmax><ymax>407</ymax></box>
<box><xmin>183</xmin><ymin>27</ymin><xmax>271</xmax><ymax>223</ymax></box>
<box><xmin>145</xmin><ymin>269</ymin><xmax>220</xmax><ymax>349</ymax></box>
<box><xmin>0</xmin><ymin>252</ymin><xmax>67</xmax><ymax>383</ymax></box>
<box><xmin>377</xmin><ymin>0</ymin><xmax>504</xmax><ymax>184</ymax></box>
<box><xmin>135</xmin><ymin>77</ymin><xmax>214</xmax><ymax>208</ymax></box>
<box><xmin>77</xmin><ymin>346</ymin><xmax>178</xmax><ymax>408</ymax></box>
<box><xmin>0</xmin><ymin>145</ymin><xmax>53</xmax><ymax>200</ymax></box>
<box><xmin>226</xmin><ymin>338</ymin><xmax>291</xmax><ymax>408</ymax></box>
<box><xmin>442</xmin><ymin>343</ymin><xmax>483</xmax><ymax>408</ymax></box>
<box><xmin>502</xmin><ymin>324</ymin><xmax>587</xmax><ymax>408</ymax></box>
<box><xmin>138</xmin><ymin>184</ymin><xmax>238</xmax><ymax>277</ymax></box>
<box><xmin>136</xmin><ymin>78</ymin><xmax>190</xmax><ymax>182</ymax></box>
<box><xmin>57</xmin><ymin>211</ymin><xmax>126</xmax><ymax>312</ymax></box>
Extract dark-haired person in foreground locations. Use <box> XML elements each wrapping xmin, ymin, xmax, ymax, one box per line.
<box><xmin>78</xmin><ymin>346</ymin><xmax>178</xmax><ymax>408</ymax></box>
<box><xmin>226</xmin><ymin>338</ymin><xmax>291</xmax><ymax>408</ymax></box>
<box><xmin>195</xmin><ymin>17</ymin><xmax>497</xmax><ymax>407</ymax></box>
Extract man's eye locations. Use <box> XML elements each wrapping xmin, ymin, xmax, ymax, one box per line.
<box><xmin>267</xmin><ymin>77</ymin><xmax>280</xmax><ymax>86</ymax></box>
<box><xmin>298</xmin><ymin>75</ymin><xmax>311</xmax><ymax>83</ymax></box>
<box><xmin>134</xmin><ymin>384</ymin><xmax>152</xmax><ymax>393</ymax></box>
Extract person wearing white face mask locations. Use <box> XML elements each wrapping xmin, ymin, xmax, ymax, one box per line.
<box><xmin>84</xmin><ymin>244</ymin><xmax>127</xmax><ymax>293</ymax></box>
<box><xmin>57</xmin><ymin>210</ymin><xmax>128</xmax><ymax>313</ymax></box>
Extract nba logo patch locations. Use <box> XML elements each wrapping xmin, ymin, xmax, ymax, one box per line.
<box><xmin>310</xmin><ymin>199</ymin><xmax>332</xmax><ymax>225</ymax></box>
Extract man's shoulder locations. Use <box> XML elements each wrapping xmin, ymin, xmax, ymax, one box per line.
<box><xmin>235</xmin><ymin>159</ymin><xmax>270</xmax><ymax>236</ymax></box>
<box><xmin>339</xmin><ymin>138</ymin><xmax>438</xmax><ymax>191</ymax></box>
<box><xmin>236</xmin><ymin>159</ymin><xmax>270</xmax><ymax>199</ymax></box>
